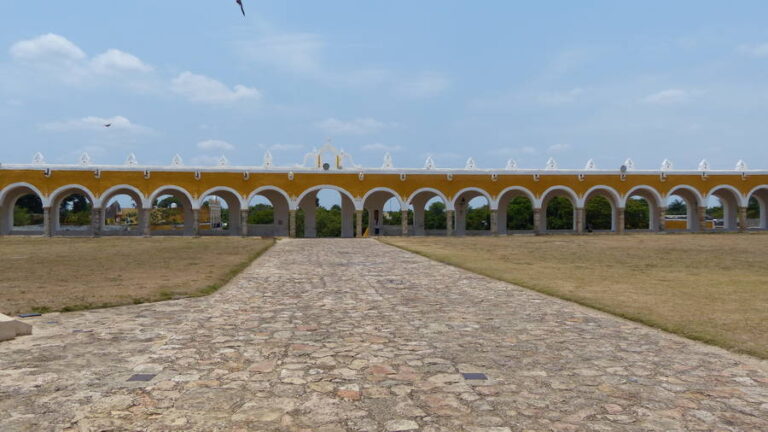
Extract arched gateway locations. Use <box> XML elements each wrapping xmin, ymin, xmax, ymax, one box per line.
<box><xmin>1</xmin><ymin>149</ymin><xmax>766</xmax><ymax>237</ymax></box>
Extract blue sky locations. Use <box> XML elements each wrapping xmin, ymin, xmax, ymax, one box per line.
<box><xmin>1</xmin><ymin>1</ymin><xmax>768</xmax><ymax>171</ymax></box>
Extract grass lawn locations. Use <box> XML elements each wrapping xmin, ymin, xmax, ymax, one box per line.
<box><xmin>381</xmin><ymin>234</ymin><xmax>768</xmax><ymax>359</ymax></box>
<box><xmin>0</xmin><ymin>237</ymin><xmax>274</xmax><ymax>315</ymax></box>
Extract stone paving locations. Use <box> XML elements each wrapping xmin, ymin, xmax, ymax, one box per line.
<box><xmin>2</xmin><ymin>239</ymin><xmax>768</xmax><ymax>432</ymax></box>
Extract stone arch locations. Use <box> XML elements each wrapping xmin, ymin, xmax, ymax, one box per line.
<box><xmin>0</xmin><ymin>182</ymin><xmax>46</xmax><ymax>235</ymax></box>
<box><xmin>148</xmin><ymin>185</ymin><xmax>196</xmax><ymax>236</ymax></box>
<box><xmin>580</xmin><ymin>185</ymin><xmax>622</xmax><ymax>232</ymax></box>
<box><xmin>246</xmin><ymin>186</ymin><xmax>292</xmax><ymax>237</ymax></box>
<box><xmin>707</xmin><ymin>184</ymin><xmax>746</xmax><ymax>231</ymax></box>
<box><xmin>407</xmin><ymin>187</ymin><xmax>451</xmax><ymax>236</ymax></box>
<box><xmin>49</xmin><ymin>184</ymin><xmax>97</xmax><ymax>235</ymax></box>
<box><xmin>623</xmin><ymin>185</ymin><xmax>664</xmax><ymax>232</ymax></box>
<box><xmin>452</xmin><ymin>187</ymin><xmax>493</xmax><ymax>236</ymax></box>
<box><xmin>199</xmin><ymin>186</ymin><xmax>246</xmax><ymax>236</ymax></box>
<box><xmin>539</xmin><ymin>186</ymin><xmax>578</xmax><ymax>233</ymax></box>
<box><xmin>495</xmin><ymin>186</ymin><xmax>537</xmax><ymax>235</ymax></box>
<box><xmin>99</xmin><ymin>184</ymin><xmax>147</xmax><ymax>236</ymax></box>
<box><xmin>296</xmin><ymin>185</ymin><xmax>357</xmax><ymax>238</ymax></box>
<box><xmin>746</xmin><ymin>185</ymin><xmax>768</xmax><ymax>229</ymax></box>
<box><xmin>362</xmin><ymin>187</ymin><xmax>407</xmax><ymax>237</ymax></box>
<box><xmin>665</xmin><ymin>185</ymin><xmax>705</xmax><ymax>231</ymax></box>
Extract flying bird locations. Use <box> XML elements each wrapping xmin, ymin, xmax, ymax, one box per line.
<box><xmin>236</xmin><ymin>0</ymin><xmax>245</xmax><ymax>16</ymax></box>
<box><xmin>104</xmin><ymin>123</ymin><xmax>112</xmax><ymax>128</ymax></box>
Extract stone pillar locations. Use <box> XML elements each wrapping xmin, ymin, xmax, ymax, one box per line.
<box><xmin>289</xmin><ymin>209</ymin><xmax>297</xmax><ymax>238</ymax></box>
<box><xmin>0</xmin><ymin>203</ymin><xmax>5</xmax><ymax>236</ymax></box>
<box><xmin>141</xmin><ymin>208</ymin><xmax>151</xmax><ymax>236</ymax></box>
<box><xmin>355</xmin><ymin>210</ymin><xmax>363</xmax><ymax>237</ymax></box>
<box><xmin>617</xmin><ymin>208</ymin><xmax>625</xmax><ymax>234</ymax></box>
<box><xmin>304</xmin><ymin>206</ymin><xmax>316</xmax><ymax>238</ymax></box>
<box><xmin>659</xmin><ymin>207</ymin><xmax>667</xmax><ymax>232</ymax></box>
<box><xmin>91</xmin><ymin>208</ymin><xmax>101</xmax><ymax>237</ymax></box>
<box><xmin>413</xmin><ymin>206</ymin><xmax>425</xmax><ymax>236</ymax></box>
<box><xmin>575</xmin><ymin>207</ymin><xmax>585</xmax><ymax>234</ymax></box>
<box><xmin>490</xmin><ymin>209</ymin><xmax>498</xmax><ymax>235</ymax></box>
<box><xmin>43</xmin><ymin>207</ymin><xmax>52</xmax><ymax>237</ymax></box>
<box><xmin>697</xmin><ymin>206</ymin><xmax>707</xmax><ymax>232</ymax></box>
<box><xmin>401</xmin><ymin>210</ymin><xmax>409</xmax><ymax>236</ymax></box>
<box><xmin>192</xmin><ymin>209</ymin><xmax>200</xmax><ymax>237</ymax></box>
<box><xmin>446</xmin><ymin>210</ymin><xmax>454</xmax><ymax>236</ymax></box>
<box><xmin>533</xmin><ymin>208</ymin><xmax>542</xmax><ymax>235</ymax></box>
<box><xmin>240</xmin><ymin>209</ymin><xmax>249</xmax><ymax>236</ymax></box>
<box><xmin>738</xmin><ymin>206</ymin><xmax>747</xmax><ymax>232</ymax></box>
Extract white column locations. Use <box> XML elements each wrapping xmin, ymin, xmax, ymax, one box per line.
<box><xmin>446</xmin><ymin>210</ymin><xmax>454</xmax><ymax>236</ymax></box>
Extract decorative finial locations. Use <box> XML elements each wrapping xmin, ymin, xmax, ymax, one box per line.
<box><xmin>584</xmin><ymin>159</ymin><xmax>597</xmax><ymax>170</ymax></box>
<box><xmin>125</xmin><ymin>153</ymin><xmax>138</xmax><ymax>166</ymax></box>
<box><xmin>735</xmin><ymin>160</ymin><xmax>748</xmax><ymax>171</ymax></box>
<box><xmin>32</xmin><ymin>152</ymin><xmax>45</xmax><ymax>164</ymax></box>
<box><xmin>217</xmin><ymin>155</ymin><xmax>229</xmax><ymax>166</ymax></box>
<box><xmin>424</xmin><ymin>155</ymin><xmax>436</xmax><ymax>170</ymax></box>
<box><xmin>623</xmin><ymin>158</ymin><xmax>635</xmax><ymax>171</ymax></box>
<box><xmin>505</xmin><ymin>159</ymin><xmax>517</xmax><ymax>170</ymax></box>
<box><xmin>465</xmin><ymin>157</ymin><xmax>476</xmax><ymax>169</ymax></box>
<box><xmin>171</xmin><ymin>154</ymin><xmax>183</xmax><ymax>166</ymax></box>
<box><xmin>263</xmin><ymin>151</ymin><xmax>273</xmax><ymax>168</ymax></box>
<box><xmin>698</xmin><ymin>159</ymin><xmax>709</xmax><ymax>171</ymax></box>
<box><xmin>660</xmin><ymin>159</ymin><xmax>673</xmax><ymax>171</ymax></box>
<box><xmin>382</xmin><ymin>152</ymin><xmax>394</xmax><ymax>169</ymax></box>
<box><xmin>79</xmin><ymin>152</ymin><xmax>91</xmax><ymax>166</ymax></box>
<box><xmin>545</xmin><ymin>157</ymin><xmax>558</xmax><ymax>170</ymax></box>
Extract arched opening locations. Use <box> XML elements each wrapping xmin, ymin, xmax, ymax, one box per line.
<box><xmin>453</xmin><ymin>189</ymin><xmax>492</xmax><ymax>236</ymax></box>
<box><xmin>408</xmin><ymin>189</ymin><xmax>449</xmax><ymax>236</ymax></box>
<box><xmin>199</xmin><ymin>189</ymin><xmax>242</xmax><ymax>236</ymax></box>
<box><xmin>297</xmin><ymin>187</ymin><xmax>355</xmax><ymax>238</ymax></box>
<box><xmin>362</xmin><ymin>189</ymin><xmax>406</xmax><ymax>236</ymax></box>
<box><xmin>746</xmin><ymin>187</ymin><xmax>768</xmax><ymax>230</ymax></box>
<box><xmin>624</xmin><ymin>187</ymin><xmax>663</xmax><ymax>231</ymax></box>
<box><xmin>101</xmin><ymin>192</ymin><xmax>142</xmax><ymax>236</ymax></box>
<box><xmin>707</xmin><ymin>186</ymin><xmax>743</xmax><ymax>232</ymax></box>
<box><xmin>150</xmin><ymin>188</ymin><xmax>194</xmax><ymax>236</ymax></box>
<box><xmin>665</xmin><ymin>186</ymin><xmax>704</xmax><ymax>232</ymax></box>
<box><xmin>0</xmin><ymin>185</ymin><xmax>45</xmax><ymax>235</ymax></box>
<box><xmin>540</xmin><ymin>188</ymin><xmax>577</xmax><ymax>233</ymax></box>
<box><xmin>51</xmin><ymin>187</ymin><xmax>94</xmax><ymax>236</ymax></box>
<box><xmin>496</xmin><ymin>188</ymin><xmax>535</xmax><ymax>235</ymax></box>
<box><xmin>582</xmin><ymin>187</ymin><xmax>620</xmax><ymax>233</ymax></box>
<box><xmin>246</xmin><ymin>188</ymin><xmax>290</xmax><ymax>236</ymax></box>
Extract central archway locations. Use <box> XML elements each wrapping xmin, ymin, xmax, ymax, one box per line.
<box><xmin>296</xmin><ymin>185</ymin><xmax>357</xmax><ymax>238</ymax></box>
<box><xmin>407</xmin><ymin>188</ymin><xmax>451</xmax><ymax>236</ymax></box>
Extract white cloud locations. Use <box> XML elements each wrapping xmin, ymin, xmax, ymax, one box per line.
<box><xmin>197</xmin><ymin>139</ymin><xmax>234</xmax><ymax>151</ymax></box>
<box><xmin>41</xmin><ymin>115</ymin><xmax>149</xmax><ymax>133</ymax></box>
<box><xmin>738</xmin><ymin>43</ymin><xmax>768</xmax><ymax>58</ymax></box>
<box><xmin>10</xmin><ymin>33</ymin><xmax>86</xmax><ymax>62</ymax></box>
<box><xmin>396</xmin><ymin>73</ymin><xmax>450</xmax><ymax>98</ymax></box>
<box><xmin>538</xmin><ymin>88</ymin><xmax>584</xmax><ymax>105</ymax></box>
<box><xmin>641</xmin><ymin>89</ymin><xmax>690</xmax><ymax>104</ymax></box>
<box><xmin>361</xmin><ymin>143</ymin><xmax>402</xmax><ymax>152</ymax></box>
<box><xmin>315</xmin><ymin>117</ymin><xmax>388</xmax><ymax>135</ymax></box>
<box><xmin>547</xmin><ymin>143</ymin><xmax>571</xmax><ymax>153</ymax></box>
<box><xmin>90</xmin><ymin>49</ymin><xmax>153</xmax><ymax>73</ymax></box>
<box><xmin>171</xmin><ymin>72</ymin><xmax>260</xmax><ymax>103</ymax></box>
<box><xmin>189</xmin><ymin>155</ymin><xmax>222</xmax><ymax>166</ymax></box>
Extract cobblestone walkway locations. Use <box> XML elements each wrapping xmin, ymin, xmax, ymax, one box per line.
<box><xmin>2</xmin><ymin>239</ymin><xmax>768</xmax><ymax>432</ymax></box>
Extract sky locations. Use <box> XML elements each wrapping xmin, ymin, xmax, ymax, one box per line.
<box><xmin>1</xmin><ymin>1</ymin><xmax>768</xmax><ymax>173</ymax></box>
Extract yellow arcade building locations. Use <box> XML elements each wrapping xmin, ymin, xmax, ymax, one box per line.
<box><xmin>1</xmin><ymin>145</ymin><xmax>767</xmax><ymax>237</ymax></box>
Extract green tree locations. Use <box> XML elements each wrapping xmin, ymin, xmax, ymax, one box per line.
<box><xmin>546</xmin><ymin>197</ymin><xmax>573</xmax><ymax>230</ymax></box>
<box><xmin>625</xmin><ymin>197</ymin><xmax>650</xmax><ymax>229</ymax></box>
<box><xmin>507</xmin><ymin>197</ymin><xmax>533</xmax><ymax>230</ymax></box>
<box><xmin>667</xmin><ymin>199</ymin><xmax>687</xmax><ymax>215</ymax></box>
<box><xmin>747</xmin><ymin>197</ymin><xmax>760</xmax><ymax>219</ymax></box>
<box><xmin>585</xmin><ymin>196</ymin><xmax>612</xmax><ymax>230</ymax></box>
<box><xmin>316</xmin><ymin>205</ymin><xmax>341</xmax><ymax>237</ymax></box>
<box><xmin>466</xmin><ymin>205</ymin><xmax>490</xmax><ymax>230</ymax></box>
<box><xmin>13</xmin><ymin>206</ymin><xmax>31</xmax><ymax>226</ymax></box>
<box><xmin>59</xmin><ymin>194</ymin><xmax>91</xmax><ymax>226</ymax></box>
<box><xmin>156</xmin><ymin>196</ymin><xmax>181</xmax><ymax>208</ymax></box>
<box><xmin>248</xmin><ymin>204</ymin><xmax>275</xmax><ymax>224</ymax></box>
<box><xmin>424</xmin><ymin>201</ymin><xmax>446</xmax><ymax>230</ymax></box>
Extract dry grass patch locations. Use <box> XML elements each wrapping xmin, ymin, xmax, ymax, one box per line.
<box><xmin>0</xmin><ymin>237</ymin><xmax>274</xmax><ymax>315</ymax></box>
<box><xmin>382</xmin><ymin>234</ymin><xmax>768</xmax><ymax>359</ymax></box>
